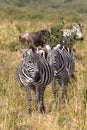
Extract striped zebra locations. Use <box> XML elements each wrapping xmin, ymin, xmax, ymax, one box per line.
<box><xmin>46</xmin><ymin>44</ymin><xmax>75</xmax><ymax>98</ymax></box>
<box><xmin>63</xmin><ymin>23</ymin><xmax>84</xmax><ymax>40</ymax></box>
<box><xmin>16</xmin><ymin>45</ymin><xmax>54</xmax><ymax>113</ymax></box>
<box><xmin>53</xmin><ymin>44</ymin><xmax>75</xmax><ymax>77</ymax></box>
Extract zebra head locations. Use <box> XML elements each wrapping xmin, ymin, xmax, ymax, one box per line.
<box><xmin>20</xmin><ymin>47</ymin><xmax>40</xmax><ymax>83</ymax></box>
<box><xmin>72</xmin><ymin>23</ymin><xmax>84</xmax><ymax>40</ymax></box>
<box><xmin>45</xmin><ymin>45</ymin><xmax>61</xmax><ymax>70</ymax></box>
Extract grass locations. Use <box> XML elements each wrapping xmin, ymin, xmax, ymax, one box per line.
<box><xmin>0</xmin><ymin>0</ymin><xmax>87</xmax><ymax>130</ymax></box>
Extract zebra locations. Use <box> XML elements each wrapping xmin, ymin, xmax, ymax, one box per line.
<box><xmin>63</xmin><ymin>23</ymin><xmax>84</xmax><ymax>40</ymax></box>
<box><xmin>45</xmin><ymin>44</ymin><xmax>75</xmax><ymax>98</ymax></box>
<box><xmin>16</xmin><ymin>45</ymin><xmax>54</xmax><ymax>113</ymax></box>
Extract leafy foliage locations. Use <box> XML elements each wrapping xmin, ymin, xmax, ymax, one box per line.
<box><xmin>43</xmin><ymin>24</ymin><xmax>63</xmax><ymax>48</ymax></box>
<box><xmin>43</xmin><ymin>19</ymin><xmax>75</xmax><ymax>49</ymax></box>
<box><xmin>62</xmin><ymin>33</ymin><xmax>75</xmax><ymax>49</ymax></box>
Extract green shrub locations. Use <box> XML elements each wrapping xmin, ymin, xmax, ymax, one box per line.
<box><xmin>62</xmin><ymin>33</ymin><xmax>75</xmax><ymax>49</ymax></box>
<box><xmin>43</xmin><ymin>24</ymin><xmax>63</xmax><ymax>48</ymax></box>
<box><xmin>43</xmin><ymin>20</ymin><xmax>75</xmax><ymax>49</ymax></box>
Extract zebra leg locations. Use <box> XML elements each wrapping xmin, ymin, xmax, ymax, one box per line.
<box><xmin>35</xmin><ymin>87</ymin><xmax>40</xmax><ymax>111</ymax></box>
<box><xmin>52</xmin><ymin>77</ymin><xmax>57</xmax><ymax>98</ymax></box>
<box><xmin>39</xmin><ymin>88</ymin><xmax>45</xmax><ymax>113</ymax></box>
<box><xmin>25</xmin><ymin>86</ymin><xmax>32</xmax><ymax>113</ymax></box>
<box><xmin>60</xmin><ymin>82</ymin><xmax>67</xmax><ymax>101</ymax></box>
<box><xmin>60</xmin><ymin>82</ymin><xmax>65</xmax><ymax>98</ymax></box>
<box><xmin>57</xmin><ymin>82</ymin><xmax>65</xmax><ymax>108</ymax></box>
<box><xmin>59</xmin><ymin>71</ymin><xmax>69</xmax><ymax>99</ymax></box>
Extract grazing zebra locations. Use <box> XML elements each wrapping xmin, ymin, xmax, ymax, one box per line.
<box><xmin>19</xmin><ymin>30</ymin><xmax>48</xmax><ymax>47</ymax></box>
<box><xmin>16</xmin><ymin>45</ymin><xmax>54</xmax><ymax>113</ymax></box>
<box><xmin>63</xmin><ymin>23</ymin><xmax>84</xmax><ymax>40</ymax></box>
<box><xmin>46</xmin><ymin>44</ymin><xmax>75</xmax><ymax>98</ymax></box>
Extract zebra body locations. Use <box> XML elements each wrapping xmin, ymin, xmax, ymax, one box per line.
<box><xmin>16</xmin><ymin>46</ymin><xmax>54</xmax><ymax>113</ymax></box>
<box><xmin>63</xmin><ymin>23</ymin><xmax>83</xmax><ymax>40</ymax></box>
<box><xmin>46</xmin><ymin>44</ymin><xmax>75</xmax><ymax>97</ymax></box>
<box><xmin>54</xmin><ymin>44</ymin><xmax>75</xmax><ymax>76</ymax></box>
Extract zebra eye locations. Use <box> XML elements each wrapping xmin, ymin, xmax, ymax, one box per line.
<box><xmin>28</xmin><ymin>61</ymin><xmax>31</xmax><ymax>63</ymax></box>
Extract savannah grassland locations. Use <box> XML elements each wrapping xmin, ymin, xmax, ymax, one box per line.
<box><xmin>0</xmin><ymin>0</ymin><xmax>87</xmax><ymax>130</ymax></box>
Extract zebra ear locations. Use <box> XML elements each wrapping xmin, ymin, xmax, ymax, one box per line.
<box><xmin>20</xmin><ymin>48</ymin><xmax>26</xmax><ymax>54</ymax></box>
<box><xmin>45</xmin><ymin>44</ymin><xmax>51</xmax><ymax>52</ymax></box>
<box><xmin>80</xmin><ymin>24</ymin><xmax>84</xmax><ymax>27</ymax></box>
<box><xmin>20</xmin><ymin>48</ymin><xmax>27</xmax><ymax>57</ymax></box>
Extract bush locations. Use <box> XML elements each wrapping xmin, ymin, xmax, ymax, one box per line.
<box><xmin>43</xmin><ymin>24</ymin><xmax>63</xmax><ymax>48</ymax></box>
<box><xmin>43</xmin><ymin>20</ymin><xmax>75</xmax><ymax>49</ymax></box>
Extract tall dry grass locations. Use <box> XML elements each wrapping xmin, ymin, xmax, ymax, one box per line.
<box><xmin>0</xmin><ymin>19</ymin><xmax>87</xmax><ymax>130</ymax></box>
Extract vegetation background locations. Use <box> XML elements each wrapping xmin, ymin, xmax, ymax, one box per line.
<box><xmin>0</xmin><ymin>0</ymin><xmax>87</xmax><ymax>130</ymax></box>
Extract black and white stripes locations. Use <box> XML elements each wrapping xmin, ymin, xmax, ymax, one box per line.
<box><xmin>46</xmin><ymin>44</ymin><xmax>75</xmax><ymax>97</ymax></box>
<box><xmin>63</xmin><ymin>23</ymin><xmax>84</xmax><ymax>40</ymax></box>
<box><xmin>16</xmin><ymin>46</ymin><xmax>54</xmax><ymax>113</ymax></box>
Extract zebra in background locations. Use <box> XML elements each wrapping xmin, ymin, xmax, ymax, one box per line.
<box><xmin>45</xmin><ymin>44</ymin><xmax>75</xmax><ymax>98</ymax></box>
<box><xmin>63</xmin><ymin>23</ymin><xmax>84</xmax><ymax>41</ymax></box>
<box><xmin>16</xmin><ymin>45</ymin><xmax>54</xmax><ymax>113</ymax></box>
